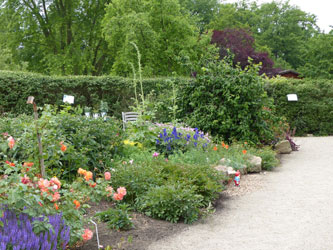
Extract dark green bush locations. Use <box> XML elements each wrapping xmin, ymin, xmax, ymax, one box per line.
<box><xmin>136</xmin><ymin>184</ymin><xmax>203</xmax><ymax>223</ymax></box>
<box><xmin>95</xmin><ymin>204</ymin><xmax>134</xmax><ymax>231</ymax></box>
<box><xmin>178</xmin><ymin>57</ymin><xmax>277</xmax><ymax>144</ymax></box>
<box><xmin>160</xmin><ymin>162</ymin><xmax>224</xmax><ymax>206</ymax></box>
<box><xmin>110</xmin><ymin>161</ymin><xmax>165</xmax><ymax>205</ymax></box>
<box><xmin>265</xmin><ymin>78</ymin><xmax>333</xmax><ymax>136</ymax></box>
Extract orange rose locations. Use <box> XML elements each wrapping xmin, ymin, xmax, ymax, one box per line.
<box><xmin>113</xmin><ymin>193</ymin><xmax>123</xmax><ymax>201</ymax></box>
<box><xmin>73</xmin><ymin>200</ymin><xmax>81</xmax><ymax>209</ymax></box>
<box><xmin>84</xmin><ymin>171</ymin><xmax>93</xmax><ymax>181</ymax></box>
<box><xmin>89</xmin><ymin>182</ymin><xmax>96</xmax><ymax>188</ymax></box>
<box><xmin>60</xmin><ymin>144</ymin><xmax>67</xmax><ymax>152</ymax></box>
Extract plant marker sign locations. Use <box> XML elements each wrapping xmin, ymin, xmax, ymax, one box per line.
<box><xmin>63</xmin><ymin>95</ymin><xmax>75</xmax><ymax>104</ymax></box>
<box><xmin>287</xmin><ymin>94</ymin><xmax>298</xmax><ymax>101</ymax></box>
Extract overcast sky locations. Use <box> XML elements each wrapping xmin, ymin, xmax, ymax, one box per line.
<box><xmin>223</xmin><ymin>0</ymin><xmax>332</xmax><ymax>33</ymax></box>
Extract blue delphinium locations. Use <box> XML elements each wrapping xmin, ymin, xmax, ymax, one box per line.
<box><xmin>156</xmin><ymin>126</ymin><xmax>210</xmax><ymax>156</ymax></box>
<box><xmin>0</xmin><ymin>209</ymin><xmax>70</xmax><ymax>250</ymax></box>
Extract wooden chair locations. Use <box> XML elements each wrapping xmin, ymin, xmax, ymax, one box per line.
<box><xmin>122</xmin><ymin>112</ymin><xmax>139</xmax><ymax>130</ymax></box>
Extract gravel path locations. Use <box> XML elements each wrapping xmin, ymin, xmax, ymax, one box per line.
<box><xmin>148</xmin><ymin>137</ymin><xmax>333</xmax><ymax>250</ymax></box>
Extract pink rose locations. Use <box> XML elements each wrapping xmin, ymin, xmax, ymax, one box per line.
<box><xmin>52</xmin><ymin>192</ymin><xmax>61</xmax><ymax>202</ymax></box>
<box><xmin>104</xmin><ymin>172</ymin><xmax>111</xmax><ymax>181</ymax></box>
<box><xmin>82</xmin><ymin>229</ymin><xmax>93</xmax><ymax>241</ymax></box>
<box><xmin>117</xmin><ymin>187</ymin><xmax>127</xmax><ymax>197</ymax></box>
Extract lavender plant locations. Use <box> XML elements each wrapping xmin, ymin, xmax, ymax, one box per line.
<box><xmin>0</xmin><ymin>209</ymin><xmax>70</xmax><ymax>250</ymax></box>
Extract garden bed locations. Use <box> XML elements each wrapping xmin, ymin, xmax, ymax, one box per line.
<box><xmin>76</xmin><ymin>200</ymin><xmax>187</xmax><ymax>250</ymax></box>
<box><xmin>77</xmin><ymin>172</ymin><xmax>268</xmax><ymax>250</ymax></box>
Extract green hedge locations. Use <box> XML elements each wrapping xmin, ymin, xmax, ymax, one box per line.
<box><xmin>265</xmin><ymin>78</ymin><xmax>333</xmax><ymax>136</ymax></box>
<box><xmin>2</xmin><ymin>71</ymin><xmax>332</xmax><ymax>136</ymax></box>
<box><xmin>0</xmin><ymin>70</ymin><xmax>186</xmax><ymax>118</ymax></box>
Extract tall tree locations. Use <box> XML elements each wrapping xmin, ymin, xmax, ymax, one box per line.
<box><xmin>102</xmin><ymin>0</ymin><xmax>205</xmax><ymax>76</ymax></box>
<box><xmin>0</xmin><ymin>0</ymin><xmax>112</xmax><ymax>75</ymax></box>
<box><xmin>298</xmin><ymin>33</ymin><xmax>333</xmax><ymax>79</ymax></box>
<box><xmin>254</xmin><ymin>1</ymin><xmax>319</xmax><ymax>69</ymax></box>
<box><xmin>209</xmin><ymin>0</ymin><xmax>319</xmax><ymax>69</ymax></box>
<box><xmin>211</xmin><ymin>29</ymin><xmax>277</xmax><ymax>76</ymax></box>
<box><xmin>178</xmin><ymin>0</ymin><xmax>219</xmax><ymax>31</ymax></box>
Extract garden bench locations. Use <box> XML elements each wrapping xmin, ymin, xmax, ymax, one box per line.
<box><xmin>122</xmin><ymin>112</ymin><xmax>139</xmax><ymax>130</ymax></box>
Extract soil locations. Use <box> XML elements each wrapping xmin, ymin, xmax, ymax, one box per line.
<box><xmin>74</xmin><ymin>200</ymin><xmax>187</xmax><ymax>250</ymax></box>
<box><xmin>75</xmin><ymin>169</ymin><xmax>266</xmax><ymax>250</ymax></box>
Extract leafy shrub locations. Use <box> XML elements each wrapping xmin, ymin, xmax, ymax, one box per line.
<box><xmin>178</xmin><ymin>51</ymin><xmax>279</xmax><ymax>144</ymax></box>
<box><xmin>95</xmin><ymin>204</ymin><xmax>134</xmax><ymax>231</ymax></box>
<box><xmin>159</xmin><ymin>162</ymin><xmax>224</xmax><ymax>206</ymax></box>
<box><xmin>265</xmin><ymin>78</ymin><xmax>333</xmax><ymax>136</ymax></box>
<box><xmin>249</xmin><ymin>146</ymin><xmax>279</xmax><ymax>171</ymax></box>
<box><xmin>0</xmin><ymin>105</ymin><xmax>124</xmax><ymax>181</ymax></box>
<box><xmin>137</xmin><ymin>184</ymin><xmax>203</xmax><ymax>223</ymax></box>
<box><xmin>109</xmin><ymin>160</ymin><xmax>165</xmax><ymax>205</ymax></box>
<box><xmin>0</xmin><ymin>151</ymin><xmax>127</xmax><ymax>246</ymax></box>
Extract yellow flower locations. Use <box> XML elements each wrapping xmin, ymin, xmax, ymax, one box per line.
<box><xmin>123</xmin><ymin>140</ymin><xmax>143</xmax><ymax>148</ymax></box>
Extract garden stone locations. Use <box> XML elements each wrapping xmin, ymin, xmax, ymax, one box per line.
<box><xmin>227</xmin><ymin>167</ymin><xmax>236</xmax><ymax>175</ymax></box>
<box><xmin>246</xmin><ymin>155</ymin><xmax>262</xmax><ymax>173</ymax></box>
<box><xmin>214</xmin><ymin>165</ymin><xmax>237</xmax><ymax>177</ymax></box>
<box><xmin>215</xmin><ymin>165</ymin><xmax>228</xmax><ymax>174</ymax></box>
<box><xmin>238</xmin><ymin>165</ymin><xmax>247</xmax><ymax>175</ymax></box>
<box><xmin>275</xmin><ymin>140</ymin><xmax>292</xmax><ymax>154</ymax></box>
<box><xmin>219</xmin><ymin>158</ymin><xmax>231</xmax><ymax>165</ymax></box>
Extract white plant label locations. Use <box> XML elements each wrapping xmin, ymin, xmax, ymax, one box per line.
<box><xmin>63</xmin><ymin>95</ymin><xmax>75</xmax><ymax>104</ymax></box>
<box><xmin>287</xmin><ymin>94</ymin><xmax>298</xmax><ymax>101</ymax></box>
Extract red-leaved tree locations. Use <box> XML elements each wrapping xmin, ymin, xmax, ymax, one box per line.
<box><xmin>211</xmin><ymin>29</ymin><xmax>280</xmax><ymax>76</ymax></box>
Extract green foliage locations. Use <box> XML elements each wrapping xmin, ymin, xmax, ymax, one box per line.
<box><xmin>102</xmin><ymin>0</ymin><xmax>205</xmax><ymax>76</ymax></box>
<box><xmin>178</xmin><ymin>51</ymin><xmax>278</xmax><ymax>144</ymax></box>
<box><xmin>109</xmin><ymin>158</ymin><xmax>165</xmax><ymax>205</ymax></box>
<box><xmin>0</xmin><ymin>105</ymin><xmax>124</xmax><ymax>181</ymax></box>
<box><xmin>0</xmin><ymin>162</ymin><xmax>86</xmax><ymax>245</ymax></box>
<box><xmin>0</xmin><ymin>70</ymin><xmax>185</xmax><ymax>118</ymax></box>
<box><xmin>209</xmin><ymin>1</ymin><xmax>319</xmax><ymax>70</ymax></box>
<box><xmin>298</xmin><ymin>33</ymin><xmax>333</xmax><ymax>79</ymax></box>
<box><xmin>136</xmin><ymin>184</ymin><xmax>203</xmax><ymax>223</ymax></box>
<box><xmin>160</xmin><ymin>161</ymin><xmax>224</xmax><ymax>206</ymax></box>
<box><xmin>0</xmin><ymin>0</ymin><xmax>111</xmax><ymax>75</ymax></box>
<box><xmin>265</xmin><ymin>78</ymin><xmax>333</xmax><ymax>136</ymax></box>
<box><xmin>178</xmin><ymin>0</ymin><xmax>219</xmax><ymax>31</ymax></box>
<box><xmin>110</xmin><ymin>146</ymin><xmax>224</xmax><ymax>219</ymax></box>
<box><xmin>253</xmin><ymin>147</ymin><xmax>279</xmax><ymax>171</ymax></box>
<box><xmin>95</xmin><ymin>204</ymin><xmax>134</xmax><ymax>231</ymax></box>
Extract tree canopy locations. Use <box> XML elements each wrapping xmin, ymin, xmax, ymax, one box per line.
<box><xmin>0</xmin><ymin>0</ymin><xmax>331</xmax><ymax>78</ymax></box>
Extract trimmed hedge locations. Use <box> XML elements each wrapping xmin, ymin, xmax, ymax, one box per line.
<box><xmin>2</xmin><ymin>71</ymin><xmax>332</xmax><ymax>136</ymax></box>
<box><xmin>0</xmin><ymin>70</ymin><xmax>185</xmax><ymax>118</ymax></box>
<box><xmin>265</xmin><ymin>78</ymin><xmax>333</xmax><ymax>136</ymax></box>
